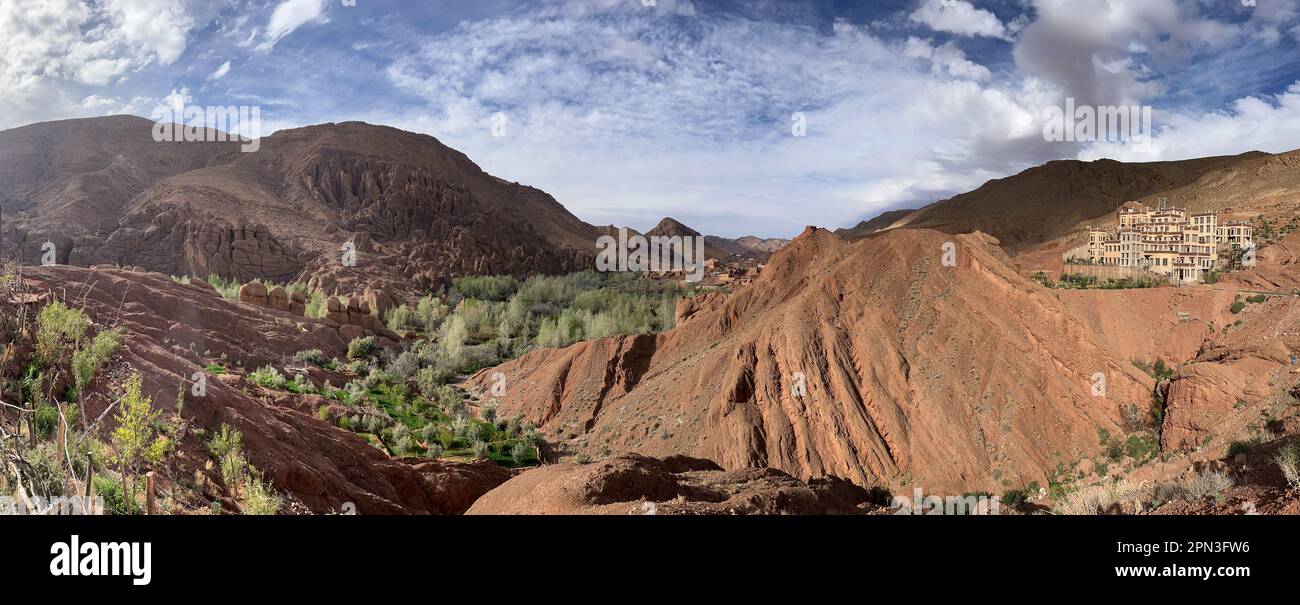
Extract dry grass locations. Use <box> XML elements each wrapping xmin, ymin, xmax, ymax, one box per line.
<box><xmin>1055</xmin><ymin>469</ymin><xmax>1236</xmax><ymax>514</ymax></box>
<box><xmin>1276</xmin><ymin>439</ymin><xmax>1300</xmax><ymax>491</ymax></box>
<box><xmin>1054</xmin><ymin>480</ymin><xmax>1153</xmax><ymax>515</ymax></box>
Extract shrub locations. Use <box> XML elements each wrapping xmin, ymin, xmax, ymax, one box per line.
<box><xmin>386</xmin><ymin>349</ymin><xmax>420</xmax><ymax>381</ymax></box>
<box><xmin>511</xmin><ymin>441</ymin><xmax>529</xmax><ymax>465</ymax></box>
<box><xmin>1226</xmin><ymin>439</ymin><xmax>1256</xmax><ymax>457</ymax></box>
<box><xmin>93</xmin><ymin>474</ymin><xmax>128</xmax><ymax>515</ymax></box>
<box><xmin>249</xmin><ymin>365</ymin><xmax>287</xmax><ymax>389</ymax></box>
<box><xmin>36</xmin><ymin>301</ymin><xmax>90</xmax><ymax>366</ymax></box>
<box><xmin>34</xmin><ymin>404</ymin><xmax>59</xmax><ymax>439</ymax></box>
<box><xmin>347</xmin><ymin>336</ymin><xmax>376</xmax><ymax>360</ymax></box>
<box><xmin>1053</xmin><ymin>480</ymin><xmax>1152</xmax><ymax>515</ymax></box>
<box><xmin>426</xmin><ymin>443</ymin><xmax>443</xmax><ymax>459</ymax></box>
<box><xmin>472</xmin><ymin>440</ymin><xmax>490</xmax><ymax>459</ymax></box>
<box><xmin>1230</xmin><ymin>301</ymin><xmax>1246</xmax><ymax>314</ymax></box>
<box><xmin>317</xmin><ymin>405</ymin><xmax>332</xmax><ymax>422</ymax></box>
<box><xmin>294</xmin><ymin>349</ymin><xmax>328</xmax><ymax>366</ymax></box>
<box><xmin>1183</xmin><ymin>469</ymin><xmax>1234</xmax><ymax>501</ymax></box>
<box><xmin>304</xmin><ymin>291</ymin><xmax>327</xmax><ymax>319</ymax></box>
<box><xmin>240</xmin><ymin>469</ymin><xmax>282</xmax><ymax>515</ymax></box>
<box><xmin>1276</xmin><ymin>439</ymin><xmax>1300</xmax><ymax>490</ymax></box>
<box><xmin>71</xmin><ymin>328</ymin><xmax>121</xmax><ymax>401</ymax></box>
<box><xmin>453</xmin><ymin>275</ymin><xmax>521</xmax><ymax>301</ymax></box>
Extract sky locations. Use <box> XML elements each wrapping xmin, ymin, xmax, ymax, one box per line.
<box><xmin>2</xmin><ymin>0</ymin><xmax>1300</xmax><ymax>238</ymax></box>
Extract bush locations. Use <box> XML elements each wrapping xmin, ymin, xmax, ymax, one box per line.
<box><xmin>93</xmin><ymin>474</ymin><xmax>128</xmax><ymax>515</ymax></box>
<box><xmin>304</xmin><ymin>291</ymin><xmax>327</xmax><ymax>319</ymax></box>
<box><xmin>294</xmin><ymin>349</ymin><xmax>328</xmax><ymax>366</ymax></box>
<box><xmin>472</xmin><ymin>440</ymin><xmax>490</xmax><ymax>459</ymax></box>
<box><xmin>1183</xmin><ymin>469</ymin><xmax>1234</xmax><ymax>502</ymax></box>
<box><xmin>1276</xmin><ymin>439</ymin><xmax>1300</xmax><ymax>490</ymax></box>
<box><xmin>36</xmin><ymin>301</ymin><xmax>90</xmax><ymax>366</ymax></box>
<box><xmin>347</xmin><ymin>336</ymin><xmax>376</xmax><ymax>360</ymax></box>
<box><xmin>1230</xmin><ymin>301</ymin><xmax>1246</xmax><ymax>314</ymax></box>
<box><xmin>1226</xmin><ymin>439</ymin><xmax>1256</xmax><ymax>457</ymax></box>
<box><xmin>511</xmin><ymin>441</ymin><xmax>529</xmax><ymax>465</ymax></box>
<box><xmin>71</xmin><ymin>329</ymin><xmax>121</xmax><ymax>401</ymax></box>
<box><xmin>1053</xmin><ymin>480</ymin><xmax>1152</xmax><ymax>515</ymax></box>
<box><xmin>453</xmin><ymin>275</ymin><xmax>521</xmax><ymax>301</ymax></box>
<box><xmin>34</xmin><ymin>404</ymin><xmax>59</xmax><ymax>439</ymax></box>
<box><xmin>249</xmin><ymin>365</ymin><xmax>287</xmax><ymax>389</ymax></box>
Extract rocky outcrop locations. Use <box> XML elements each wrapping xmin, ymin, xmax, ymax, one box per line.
<box><xmin>1160</xmin><ymin>296</ymin><xmax>1300</xmax><ymax>450</ymax></box>
<box><xmin>3</xmin><ymin>117</ymin><xmax>602</xmax><ymax>297</ymax></box>
<box><xmin>19</xmin><ymin>265</ymin><xmax>509</xmax><ymax>513</ymax></box>
<box><xmin>467</xmin><ymin>453</ymin><xmax>876</xmax><ymax>515</ymax></box>
<box><xmin>466</xmin><ymin>228</ymin><xmax>1154</xmax><ymax>494</ymax></box>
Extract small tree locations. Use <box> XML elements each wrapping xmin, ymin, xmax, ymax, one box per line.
<box><xmin>36</xmin><ymin>301</ymin><xmax>90</xmax><ymax>367</ymax></box>
<box><xmin>110</xmin><ymin>374</ymin><xmax>171</xmax><ymax>514</ymax></box>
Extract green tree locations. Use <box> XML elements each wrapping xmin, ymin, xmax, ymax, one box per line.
<box><xmin>36</xmin><ymin>301</ymin><xmax>90</xmax><ymax>367</ymax></box>
<box><xmin>110</xmin><ymin>374</ymin><xmax>171</xmax><ymax>514</ymax></box>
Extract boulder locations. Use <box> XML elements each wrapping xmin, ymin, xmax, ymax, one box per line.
<box><xmin>238</xmin><ymin>281</ymin><xmax>269</xmax><ymax>305</ymax></box>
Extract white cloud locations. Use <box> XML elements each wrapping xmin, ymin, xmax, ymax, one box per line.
<box><xmin>1082</xmin><ymin>82</ymin><xmax>1300</xmax><ymax>162</ymax></box>
<box><xmin>910</xmin><ymin>0</ymin><xmax>1009</xmax><ymax>40</ymax></box>
<box><xmin>903</xmin><ymin>37</ymin><xmax>992</xmax><ymax>81</ymax></box>
<box><xmin>0</xmin><ymin>0</ymin><xmax>197</xmax><ymax>128</ymax></box>
<box><xmin>384</xmin><ymin>9</ymin><xmax>1046</xmax><ymax>236</ymax></box>
<box><xmin>259</xmin><ymin>0</ymin><xmax>328</xmax><ymax>51</ymax></box>
<box><xmin>209</xmin><ymin>60</ymin><xmax>232</xmax><ymax>80</ymax></box>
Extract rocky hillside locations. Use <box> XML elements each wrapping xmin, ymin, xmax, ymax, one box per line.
<box><xmin>644</xmin><ymin>217</ymin><xmax>789</xmax><ymax>259</ymax></box>
<box><xmin>851</xmin><ymin>153</ymin><xmax>1266</xmax><ymax>252</ymax></box>
<box><xmin>1</xmin><ymin>117</ymin><xmax>603</xmax><ymax>299</ymax></box>
<box><xmin>5</xmin><ymin>264</ymin><xmax>510</xmax><ymax>513</ymax></box>
<box><xmin>465</xmin><ymin>227</ymin><xmax>1156</xmax><ymax>493</ymax></box>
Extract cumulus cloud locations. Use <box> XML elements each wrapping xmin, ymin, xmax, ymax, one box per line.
<box><xmin>1013</xmin><ymin>0</ymin><xmax>1241</xmax><ymax>107</ymax></box>
<box><xmin>903</xmin><ymin>37</ymin><xmax>993</xmax><ymax>81</ymax></box>
<box><xmin>909</xmin><ymin>0</ymin><xmax>1010</xmax><ymax>40</ymax></box>
<box><xmin>0</xmin><ymin>0</ymin><xmax>198</xmax><ymax>128</ymax></box>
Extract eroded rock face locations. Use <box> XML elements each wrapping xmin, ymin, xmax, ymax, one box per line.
<box><xmin>1160</xmin><ymin>297</ymin><xmax>1300</xmax><ymax>450</ymax></box>
<box><xmin>466</xmin><ymin>228</ymin><xmax>1154</xmax><ymax>494</ymax></box>
<box><xmin>21</xmin><ymin>265</ymin><xmax>507</xmax><ymax>514</ymax></box>
<box><xmin>4</xmin><ymin>117</ymin><xmax>601</xmax><ymax>299</ymax></box>
<box><xmin>467</xmin><ymin>453</ymin><xmax>875</xmax><ymax>515</ymax></box>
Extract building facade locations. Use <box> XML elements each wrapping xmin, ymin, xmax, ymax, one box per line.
<box><xmin>1085</xmin><ymin>201</ymin><xmax>1253</xmax><ymax>284</ymax></box>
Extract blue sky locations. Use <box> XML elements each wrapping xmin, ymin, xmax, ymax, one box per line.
<box><xmin>3</xmin><ymin>0</ymin><xmax>1300</xmax><ymax>238</ymax></box>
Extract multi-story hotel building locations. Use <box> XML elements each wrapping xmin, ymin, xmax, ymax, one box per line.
<box><xmin>1085</xmin><ymin>201</ymin><xmax>1254</xmax><ymax>284</ymax></box>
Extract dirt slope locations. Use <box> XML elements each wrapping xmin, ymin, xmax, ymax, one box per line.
<box><xmin>466</xmin><ymin>227</ymin><xmax>1153</xmax><ymax>493</ymax></box>
<box><xmin>12</xmin><ymin>265</ymin><xmax>510</xmax><ymax>513</ymax></box>
<box><xmin>467</xmin><ymin>453</ymin><xmax>876</xmax><ymax>515</ymax></box>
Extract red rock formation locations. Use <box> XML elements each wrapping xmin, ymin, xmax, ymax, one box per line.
<box><xmin>19</xmin><ymin>265</ymin><xmax>507</xmax><ymax>513</ymax></box>
<box><xmin>467</xmin><ymin>453</ymin><xmax>875</xmax><ymax>515</ymax></box>
<box><xmin>466</xmin><ymin>228</ymin><xmax>1154</xmax><ymax>493</ymax></box>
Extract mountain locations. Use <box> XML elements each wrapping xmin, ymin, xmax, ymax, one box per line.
<box><xmin>850</xmin><ymin>153</ymin><xmax>1267</xmax><ymax>252</ymax></box>
<box><xmin>835</xmin><ymin>208</ymin><xmax>916</xmax><ymax>240</ymax></box>
<box><xmin>733</xmin><ymin>235</ymin><xmax>791</xmax><ymax>254</ymax></box>
<box><xmin>1</xmin><ymin>116</ymin><xmax>603</xmax><ymax>300</ymax></box>
<box><xmin>644</xmin><ymin>217</ymin><xmax>789</xmax><ymax>259</ymax></box>
<box><xmin>466</xmin><ymin>226</ymin><xmax>1156</xmax><ymax>492</ymax></box>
